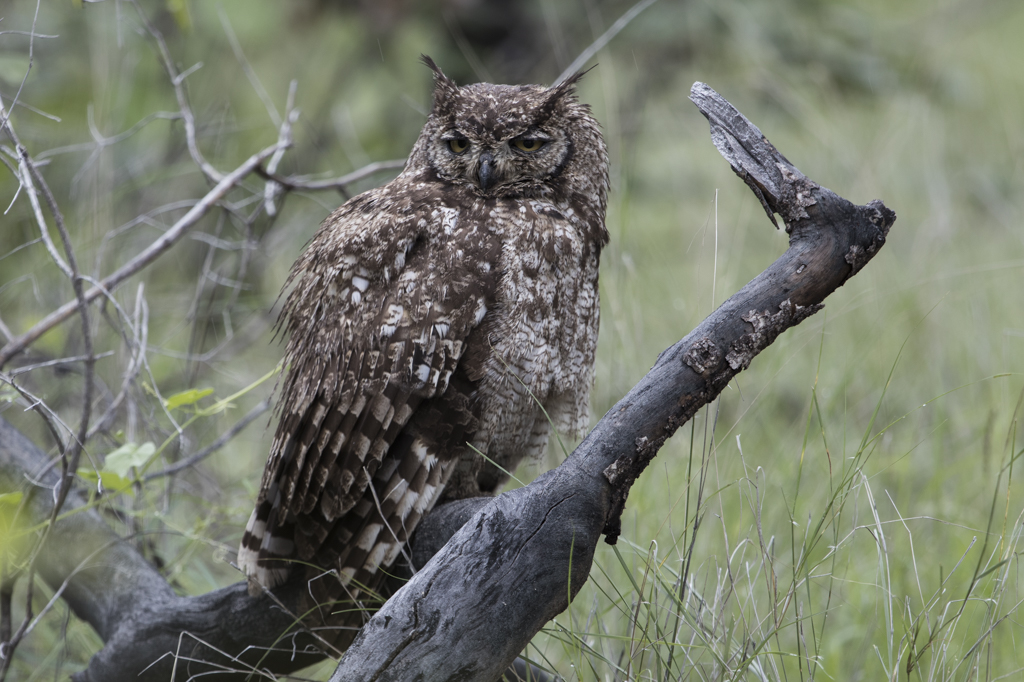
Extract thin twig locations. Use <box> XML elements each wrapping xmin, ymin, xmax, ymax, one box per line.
<box><xmin>552</xmin><ymin>0</ymin><xmax>660</xmax><ymax>85</ymax></box>
<box><xmin>0</xmin><ymin>0</ymin><xmax>42</xmax><ymax>132</ymax></box>
<box><xmin>218</xmin><ymin>9</ymin><xmax>281</xmax><ymax>128</ymax></box>
<box><xmin>0</xmin><ymin>88</ymin><xmax>60</xmax><ymax>122</ymax></box>
<box><xmin>185</xmin><ymin>211</ymin><xmax>227</xmax><ymax>378</ymax></box>
<box><xmin>143</xmin><ymin>398</ymin><xmax>272</xmax><ymax>481</ymax></box>
<box><xmin>20</xmin><ymin>150</ymin><xmax>96</xmax><ymax>521</ymax></box>
<box><xmin>128</xmin><ymin>0</ymin><xmax>224</xmax><ymax>183</ymax></box>
<box><xmin>34</xmin><ymin>111</ymin><xmax>181</xmax><ymax>161</ymax></box>
<box><xmin>0</xmin><ymin>569</ymin><xmax>34</xmax><ymax>682</ymax></box>
<box><xmin>87</xmin><ymin>284</ymin><xmax>148</xmax><ymax>440</ymax></box>
<box><xmin>0</xmin><ymin>138</ymin><xmax>290</xmax><ymax>369</ymax></box>
<box><xmin>255</xmin><ymin>159</ymin><xmax>406</xmax><ymax>193</ymax></box>
<box><xmin>0</xmin><ymin>95</ymin><xmax>72</xmax><ymax>280</ymax></box>
<box><xmin>0</xmin><ymin>31</ymin><xmax>58</xmax><ymax>39</ymax></box>
<box><xmin>443</xmin><ymin>11</ymin><xmax>492</xmax><ymax>83</ymax></box>
<box><xmin>0</xmin><ymin>374</ymin><xmax>72</xmax><ymax>452</ymax></box>
<box><xmin>263</xmin><ymin>81</ymin><xmax>299</xmax><ymax>217</ymax></box>
<box><xmin>8</xmin><ymin>352</ymin><xmax>114</xmax><ymax>377</ymax></box>
<box><xmin>0</xmin><ymin>581</ymin><xmax>12</xmax><ymax>655</ymax></box>
<box><xmin>73</xmin><ymin>275</ymin><xmax>181</xmax><ymax>437</ymax></box>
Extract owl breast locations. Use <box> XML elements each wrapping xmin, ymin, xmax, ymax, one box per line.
<box><xmin>440</xmin><ymin>196</ymin><xmax>602</xmax><ymax>499</ymax></box>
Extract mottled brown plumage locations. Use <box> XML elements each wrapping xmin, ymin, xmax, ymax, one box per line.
<box><xmin>238</xmin><ymin>58</ymin><xmax>609</xmax><ymax>604</ymax></box>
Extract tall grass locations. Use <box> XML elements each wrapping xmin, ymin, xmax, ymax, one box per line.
<box><xmin>527</xmin><ymin>336</ymin><xmax>1024</xmax><ymax>680</ymax></box>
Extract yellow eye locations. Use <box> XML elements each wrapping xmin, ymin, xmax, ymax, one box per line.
<box><xmin>448</xmin><ymin>138</ymin><xmax>469</xmax><ymax>154</ymax></box>
<box><xmin>513</xmin><ymin>138</ymin><xmax>546</xmax><ymax>153</ymax></box>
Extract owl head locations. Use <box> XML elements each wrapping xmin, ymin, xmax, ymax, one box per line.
<box><xmin>405</xmin><ymin>57</ymin><xmax>608</xmax><ymax>215</ymax></box>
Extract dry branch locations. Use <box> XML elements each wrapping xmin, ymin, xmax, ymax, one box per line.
<box><xmin>0</xmin><ymin>83</ymin><xmax>894</xmax><ymax>681</ymax></box>
<box><xmin>0</xmin><ymin>417</ymin><xmax>327</xmax><ymax>681</ymax></box>
<box><xmin>0</xmin><ymin>77</ymin><xmax>98</xmax><ymax>678</ymax></box>
<box><xmin>0</xmin><ymin>140</ymin><xmax>288</xmax><ymax>369</ymax></box>
<box><xmin>255</xmin><ymin>159</ymin><xmax>407</xmax><ymax>193</ymax></box>
<box><xmin>327</xmin><ymin>82</ymin><xmax>895</xmax><ymax>681</ymax></box>
<box><xmin>0</xmin><ymin>417</ymin><xmax>534</xmax><ymax>681</ymax></box>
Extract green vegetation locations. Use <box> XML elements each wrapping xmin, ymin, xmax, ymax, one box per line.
<box><xmin>1</xmin><ymin>0</ymin><xmax>1022</xmax><ymax>679</ymax></box>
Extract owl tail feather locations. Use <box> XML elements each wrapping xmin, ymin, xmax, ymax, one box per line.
<box><xmin>238</xmin><ymin>484</ymin><xmax>295</xmax><ymax>594</ymax></box>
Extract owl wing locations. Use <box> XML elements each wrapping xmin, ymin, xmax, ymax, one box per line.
<box><xmin>238</xmin><ymin>188</ymin><xmax>499</xmax><ymax>589</ymax></box>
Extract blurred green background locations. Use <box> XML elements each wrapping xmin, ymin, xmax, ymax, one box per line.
<box><xmin>1</xmin><ymin>0</ymin><xmax>1023</xmax><ymax>679</ymax></box>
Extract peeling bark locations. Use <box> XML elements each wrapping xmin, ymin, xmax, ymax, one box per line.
<box><xmin>328</xmin><ymin>82</ymin><xmax>894</xmax><ymax>681</ymax></box>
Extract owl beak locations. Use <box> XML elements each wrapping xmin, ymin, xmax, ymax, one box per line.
<box><xmin>478</xmin><ymin>152</ymin><xmax>494</xmax><ymax>190</ymax></box>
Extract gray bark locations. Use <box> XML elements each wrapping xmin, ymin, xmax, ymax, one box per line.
<box><xmin>0</xmin><ymin>417</ymin><xmax>327</xmax><ymax>680</ymax></box>
<box><xmin>327</xmin><ymin>82</ymin><xmax>895</xmax><ymax>681</ymax></box>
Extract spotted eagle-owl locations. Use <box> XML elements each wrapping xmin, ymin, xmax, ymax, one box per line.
<box><xmin>238</xmin><ymin>57</ymin><xmax>609</xmax><ymax>597</ymax></box>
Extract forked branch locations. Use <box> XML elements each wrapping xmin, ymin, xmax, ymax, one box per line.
<box><xmin>328</xmin><ymin>82</ymin><xmax>895</xmax><ymax>681</ymax></box>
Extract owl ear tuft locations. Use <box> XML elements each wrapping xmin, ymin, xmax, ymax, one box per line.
<box><xmin>539</xmin><ymin>65</ymin><xmax>595</xmax><ymax>118</ymax></box>
<box><xmin>550</xmin><ymin>66</ymin><xmax>592</xmax><ymax>95</ymax></box>
<box><xmin>421</xmin><ymin>55</ymin><xmax>459</xmax><ymax>115</ymax></box>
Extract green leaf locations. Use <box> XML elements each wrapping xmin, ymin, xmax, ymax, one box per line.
<box><xmin>1</xmin><ymin>491</ymin><xmax>29</xmax><ymax>567</ymax></box>
<box><xmin>103</xmin><ymin>442</ymin><xmax>156</xmax><ymax>478</ymax></box>
<box><xmin>79</xmin><ymin>469</ymin><xmax>133</xmax><ymax>495</ymax></box>
<box><xmin>0</xmin><ymin>491</ymin><xmax>24</xmax><ymax>509</ymax></box>
<box><xmin>165</xmin><ymin>387</ymin><xmax>215</xmax><ymax>410</ymax></box>
<box><xmin>165</xmin><ymin>0</ymin><xmax>192</xmax><ymax>29</ymax></box>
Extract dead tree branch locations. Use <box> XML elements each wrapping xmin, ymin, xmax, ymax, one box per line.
<box><xmin>0</xmin><ymin>416</ymin><xmax>531</xmax><ymax>681</ymax></box>
<box><xmin>0</xmin><ymin>68</ymin><xmax>98</xmax><ymax>677</ymax></box>
<box><xmin>254</xmin><ymin>159</ymin><xmax>407</xmax><ymax>193</ymax></box>
<box><xmin>327</xmin><ymin>82</ymin><xmax>895</xmax><ymax>681</ymax></box>
<box><xmin>0</xmin><ymin>416</ymin><xmax>328</xmax><ymax>681</ymax></box>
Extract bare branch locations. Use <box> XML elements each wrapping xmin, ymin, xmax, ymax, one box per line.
<box><xmin>143</xmin><ymin>398</ymin><xmax>271</xmax><ymax>481</ymax></box>
<box><xmin>0</xmin><ymin>31</ymin><xmax>58</xmax><ymax>39</ymax></box>
<box><xmin>0</xmin><ymin>138</ymin><xmax>289</xmax><ymax>369</ymax></box>
<box><xmin>328</xmin><ymin>83</ymin><xmax>895</xmax><ymax>681</ymax></box>
<box><xmin>553</xmin><ymin>0</ymin><xmax>660</xmax><ymax>85</ymax></box>
<box><xmin>128</xmin><ymin>0</ymin><xmax>224</xmax><ymax>183</ymax></box>
<box><xmin>20</xmin><ymin>146</ymin><xmax>96</xmax><ymax>524</ymax></box>
<box><xmin>255</xmin><ymin>158</ymin><xmax>406</xmax><ymax>192</ymax></box>
<box><xmin>0</xmin><ymin>0</ymin><xmax>42</xmax><ymax>132</ymax></box>
<box><xmin>218</xmin><ymin>9</ymin><xmax>281</xmax><ymax>128</ymax></box>
<box><xmin>8</xmin><ymin>352</ymin><xmax>114</xmax><ymax>378</ymax></box>
<box><xmin>0</xmin><ymin>89</ymin><xmax>60</xmax><ymax>122</ymax></box>
<box><xmin>0</xmin><ymin>373</ymin><xmax>73</xmax><ymax>450</ymax></box>
<box><xmin>87</xmin><ymin>284</ymin><xmax>148</xmax><ymax>440</ymax></box>
<box><xmin>0</xmin><ymin>569</ymin><xmax>34</xmax><ymax>682</ymax></box>
<box><xmin>263</xmin><ymin>81</ymin><xmax>299</xmax><ymax>217</ymax></box>
<box><xmin>34</xmin><ymin>111</ymin><xmax>181</xmax><ymax>161</ymax></box>
<box><xmin>0</xmin><ymin>96</ymin><xmax>72</xmax><ymax>279</ymax></box>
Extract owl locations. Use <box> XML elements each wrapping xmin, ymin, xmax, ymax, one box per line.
<box><xmin>238</xmin><ymin>57</ymin><xmax>609</xmax><ymax>603</ymax></box>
